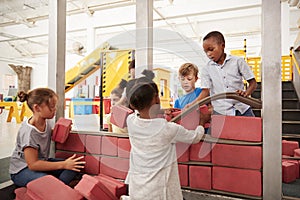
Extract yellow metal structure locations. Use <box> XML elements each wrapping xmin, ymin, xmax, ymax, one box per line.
<box><xmin>247</xmin><ymin>55</ymin><xmax>293</xmax><ymax>82</ymax></box>
<box><xmin>65</xmin><ymin>42</ymin><xmax>110</xmax><ymax>93</ymax></box>
<box><xmin>101</xmin><ymin>49</ymin><xmax>134</xmax><ymax>97</ymax></box>
<box><xmin>153</xmin><ymin>68</ymin><xmax>171</xmax><ymax>109</ymax></box>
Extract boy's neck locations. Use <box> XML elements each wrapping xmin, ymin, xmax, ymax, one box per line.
<box><xmin>217</xmin><ymin>53</ymin><xmax>226</xmax><ymax>65</ymax></box>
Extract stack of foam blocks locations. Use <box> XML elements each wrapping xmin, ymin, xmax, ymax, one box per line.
<box><xmin>177</xmin><ymin>115</ymin><xmax>262</xmax><ymax>198</ymax></box>
<box><xmin>282</xmin><ymin>140</ymin><xmax>300</xmax><ymax>183</ymax></box>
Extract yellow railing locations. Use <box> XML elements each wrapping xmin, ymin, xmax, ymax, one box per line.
<box><xmin>291</xmin><ymin>51</ymin><xmax>300</xmax><ymax>76</ymax></box>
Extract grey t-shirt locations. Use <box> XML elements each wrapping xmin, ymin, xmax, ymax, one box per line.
<box><xmin>9</xmin><ymin>119</ymin><xmax>53</xmax><ymax>174</ymax></box>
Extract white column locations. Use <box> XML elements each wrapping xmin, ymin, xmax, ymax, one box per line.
<box><xmin>281</xmin><ymin>1</ymin><xmax>290</xmax><ymax>55</ymax></box>
<box><xmin>48</xmin><ymin>0</ymin><xmax>66</xmax><ymax>119</ymax></box>
<box><xmin>262</xmin><ymin>0</ymin><xmax>282</xmax><ymax>199</ymax></box>
<box><xmin>86</xmin><ymin>22</ymin><xmax>95</xmax><ymax>54</ymax></box>
<box><xmin>135</xmin><ymin>0</ymin><xmax>153</xmax><ymax>78</ymax></box>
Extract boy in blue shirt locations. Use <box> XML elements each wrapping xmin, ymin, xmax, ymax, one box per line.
<box><xmin>174</xmin><ymin>63</ymin><xmax>202</xmax><ymax>109</ymax></box>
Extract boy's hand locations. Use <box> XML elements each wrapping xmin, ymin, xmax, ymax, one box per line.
<box><xmin>199</xmin><ymin>104</ymin><xmax>212</xmax><ymax>126</ymax></box>
<box><xmin>236</xmin><ymin>90</ymin><xmax>248</xmax><ymax>97</ymax></box>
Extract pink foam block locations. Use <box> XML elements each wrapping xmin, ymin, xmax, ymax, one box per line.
<box><xmin>56</xmin><ymin>133</ymin><xmax>86</xmax><ymax>152</ymax></box>
<box><xmin>178</xmin><ymin>164</ymin><xmax>188</xmax><ymax>187</ymax></box>
<box><xmin>52</xmin><ymin>118</ymin><xmax>72</xmax><ymax>143</ymax></box>
<box><xmin>55</xmin><ymin>151</ymin><xmax>84</xmax><ymax>160</ymax></box>
<box><xmin>176</xmin><ymin>142</ymin><xmax>190</xmax><ymax>162</ymax></box>
<box><xmin>282</xmin><ymin>161</ymin><xmax>297</xmax><ymax>183</ymax></box>
<box><xmin>212</xmin><ymin>166</ymin><xmax>262</xmax><ymax>196</ymax></box>
<box><xmin>101</xmin><ymin>136</ymin><xmax>118</xmax><ymax>156</ymax></box>
<box><xmin>95</xmin><ymin>174</ymin><xmax>127</xmax><ymax>199</ymax></box>
<box><xmin>75</xmin><ymin>174</ymin><xmax>118</xmax><ymax>200</ymax></box>
<box><xmin>189</xmin><ymin>165</ymin><xmax>211</xmax><ymax>190</ymax></box>
<box><xmin>211</xmin><ymin>115</ymin><xmax>262</xmax><ymax>142</ymax></box>
<box><xmin>100</xmin><ymin>157</ymin><xmax>129</xmax><ymax>180</ymax></box>
<box><xmin>85</xmin><ymin>135</ymin><xmax>102</xmax><ymax>154</ymax></box>
<box><xmin>282</xmin><ymin>140</ymin><xmax>299</xmax><ymax>156</ymax></box>
<box><xmin>165</xmin><ymin>108</ymin><xmax>200</xmax><ymax>130</ymax></box>
<box><xmin>189</xmin><ymin>142</ymin><xmax>211</xmax><ymax>162</ymax></box>
<box><xmin>118</xmin><ymin>138</ymin><xmax>131</xmax><ymax>158</ymax></box>
<box><xmin>85</xmin><ymin>155</ymin><xmax>101</xmax><ymax>175</ymax></box>
<box><xmin>110</xmin><ymin>105</ymin><xmax>133</xmax><ymax>128</ymax></box>
<box><xmin>294</xmin><ymin>148</ymin><xmax>300</xmax><ymax>157</ymax></box>
<box><xmin>26</xmin><ymin>175</ymin><xmax>84</xmax><ymax>200</ymax></box>
<box><xmin>282</xmin><ymin>159</ymin><xmax>299</xmax><ymax>179</ymax></box>
<box><xmin>15</xmin><ymin>187</ymin><xmax>32</xmax><ymax>200</ymax></box>
<box><xmin>212</xmin><ymin>144</ymin><xmax>262</xmax><ymax>170</ymax></box>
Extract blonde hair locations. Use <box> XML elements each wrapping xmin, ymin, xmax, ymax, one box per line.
<box><xmin>178</xmin><ymin>63</ymin><xmax>198</xmax><ymax>77</ymax></box>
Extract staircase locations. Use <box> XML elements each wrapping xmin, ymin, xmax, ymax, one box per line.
<box><xmin>252</xmin><ymin>81</ymin><xmax>300</xmax><ymax>140</ymax></box>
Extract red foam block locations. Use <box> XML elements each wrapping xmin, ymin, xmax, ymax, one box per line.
<box><xmin>110</xmin><ymin>105</ymin><xmax>133</xmax><ymax>128</ymax></box>
<box><xmin>95</xmin><ymin>174</ymin><xmax>127</xmax><ymax>199</ymax></box>
<box><xmin>178</xmin><ymin>164</ymin><xmax>188</xmax><ymax>187</ymax></box>
<box><xmin>212</xmin><ymin>144</ymin><xmax>262</xmax><ymax>170</ymax></box>
<box><xmin>100</xmin><ymin>157</ymin><xmax>129</xmax><ymax>180</ymax></box>
<box><xmin>211</xmin><ymin>115</ymin><xmax>262</xmax><ymax>142</ymax></box>
<box><xmin>294</xmin><ymin>148</ymin><xmax>300</xmax><ymax>157</ymax></box>
<box><xmin>56</xmin><ymin>133</ymin><xmax>86</xmax><ymax>152</ymax></box>
<box><xmin>85</xmin><ymin>155</ymin><xmax>101</xmax><ymax>175</ymax></box>
<box><xmin>189</xmin><ymin>142</ymin><xmax>211</xmax><ymax>162</ymax></box>
<box><xmin>75</xmin><ymin>174</ymin><xmax>118</xmax><ymax>200</ymax></box>
<box><xmin>176</xmin><ymin>142</ymin><xmax>190</xmax><ymax>162</ymax></box>
<box><xmin>15</xmin><ymin>187</ymin><xmax>32</xmax><ymax>200</ymax></box>
<box><xmin>189</xmin><ymin>165</ymin><xmax>211</xmax><ymax>190</ymax></box>
<box><xmin>282</xmin><ymin>159</ymin><xmax>299</xmax><ymax>179</ymax></box>
<box><xmin>85</xmin><ymin>135</ymin><xmax>102</xmax><ymax>154</ymax></box>
<box><xmin>282</xmin><ymin>161</ymin><xmax>297</xmax><ymax>183</ymax></box>
<box><xmin>26</xmin><ymin>175</ymin><xmax>84</xmax><ymax>200</ymax></box>
<box><xmin>101</xmin><ymin>136</ymin><xmax>118</xmax><ymax>156</ymax></box>
<box><xmin>212</xmin><ymin>166</ymin><xmax>262</xmax><ymax>196</ymax></box>
<box><xmin>282</xmin><ymin>140</ymin><xmax>299</xmax><ymax>156</ymax></box>
<box><xmin>118</xmin><ymin>138</ymin><xmax>131</xmax><ymax>158</ymax></box>
<box><xmin>52</xmin><ymin>118</ymin><xmax>72</xmax><ymax>143</ymax></box>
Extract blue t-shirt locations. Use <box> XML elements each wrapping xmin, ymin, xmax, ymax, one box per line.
<box><xmin>174</xmin><ymin>87</ymin><xmax>202</xmax><ymax>109</ymax></box>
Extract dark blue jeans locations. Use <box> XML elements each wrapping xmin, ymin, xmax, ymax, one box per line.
<box><xmin>10</xmin><ymin>158</ymin><xmax>78</xmax><ymax>187</ymax></box>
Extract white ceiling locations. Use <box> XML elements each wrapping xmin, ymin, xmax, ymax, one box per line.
<box><xmin>0</xmin><ymin>0</ymin><xmax>299</xmax><ymax>72</ymax></box>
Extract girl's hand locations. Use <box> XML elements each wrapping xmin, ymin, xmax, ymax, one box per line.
<box><xmin>64</xmin><ymin>154</ymin><xmax>85</xmax><ymax>172</ymax></box>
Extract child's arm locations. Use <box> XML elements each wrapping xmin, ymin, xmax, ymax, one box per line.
<box><xmin>184</xmin><ymin>88</ymin><xmax>210</xmax><ymax>109</ymax></box>
<box><xmin>24</xmin><ymin>147</ymin><xmax>85</xmax><ymax>172</ymax></box>
<box><xmin>236</xmin><ymin>78</ymin><xmax>257</xmax><ymax>97</ymax></box>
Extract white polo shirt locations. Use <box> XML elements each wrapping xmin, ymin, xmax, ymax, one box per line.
<box><xmin>200</xmin><ymin>54</ymin><xmax>255</xmax><ymax>115</ymax></box>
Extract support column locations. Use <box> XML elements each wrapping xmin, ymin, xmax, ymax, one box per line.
<box><xmin>262</xmin><ymin>1</ymin><xmax>282</xmax><ymax>199</ymax></box>
<box><xmin>87</xmin><ymin>25</ymin><xmax>95</xmax><ymax>54</ymax></box>
<box><xmin>135</xmin><ymin>0</ymin><xmax>153</xmax><ymax>78</ymax></box>
<box><xmin>48</xmin><ymin>0</ymin><xmax>67</xmax><ymax>120</ymax></box>
<box><xmin>281</xmin><ymin>1</ymin><xmax>290</xmax><ymax>55</ymax></box>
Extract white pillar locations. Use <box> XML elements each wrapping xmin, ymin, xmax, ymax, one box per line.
<box><xmin>262</xmin><ymin>0</ymin><xmax>282</xmax><ymax>199</ymax></box>
<box><xmin>281</xmin><ymin>1</ymin><xmax>290</xmax><ymax>55</ymax></box>
<box><xmin>86</xmin><ymin>23</ymin><xmax>95</xmax><ymax>54</ymax></box>
<box><xmin>135</xmin><ymin>0</ymin><xmax>153</xmax><ymax>78</ymax></box>
<box><xmin>48</xmin><ymin>0</ymin><xmax>66</xmax><ymax>119</ymax></box>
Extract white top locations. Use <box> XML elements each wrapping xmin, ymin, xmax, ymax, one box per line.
<box><xmin>201</xmin><ymin>54</ymin><xmax>255</xmax><ymax>115</ymax></box>
<box><xmin>125</xmin><ymin>113</ymin><xmax>204</xmax><ymax>200</ymax></box>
